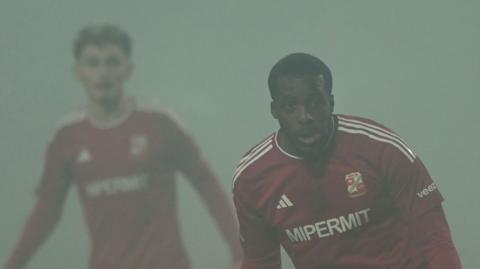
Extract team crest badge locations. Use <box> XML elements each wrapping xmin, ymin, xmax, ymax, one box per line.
<box><xmin>345</xmin><ymin>172</ymin><xmax>367</xmax><ymax>197</ymax></box>
<box><xmin>130</xmin><ymin>135</ymin><xmax>148</xmax><ymax>157</ymax></box>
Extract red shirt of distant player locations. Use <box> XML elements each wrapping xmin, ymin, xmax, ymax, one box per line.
<box><xmin>35</xmin><ymin>102</ymin><xmax>222</xmax><ymax>269</ymax></box>
<box><xmin>233</xmin><ymin>114</ymin><xmax>445</xmax><ymax>269</ymax></box>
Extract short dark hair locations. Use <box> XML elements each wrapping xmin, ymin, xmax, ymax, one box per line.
<box><xmin>268</xmin><ymin>52</ymin><xmax>333</xmax><ymax>99</ymax></box>
<box><xmin>73</xmin><ymin>24</ymin><xmax>132</xmax><ymax>60</ymax></box>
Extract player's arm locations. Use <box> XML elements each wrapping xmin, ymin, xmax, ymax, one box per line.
<box><xmin>408</xmin><ymin>205</ymin><xmax>461</xmax><ymax>269</ymax></box>
<box><xmin>3</xmin><ymin>198</ymin><xmax>67</xmax><ymax>269</ymax></box>
<box><xmin>383</xmin><ymin>144</ymin><xmax>461</xmax><ymax>269</ymax></box>
<box><xmin>3</xmin><ymin>130</ymin><xmax>72</xmax><ymax>269</ymax></box>
<box><xmin>233</xmin><ymin>186</ymin><xmax>281</xmax><ymax>269</ymax></box>
<box><xmin>165</xmin><ymin>115</ymin><xmax>243</xmax><ymax>265</ymax></box>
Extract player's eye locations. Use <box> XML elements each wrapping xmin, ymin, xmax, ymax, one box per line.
<box><xmin>307</xmin><ymin>96</ymin><xmax>326</xmax><ymax>109</ymax></box>
<box><xmin>281</xmin><ymin>101</ymin><xmax>297</xmax><ymax>112</ymax></box>
<box><xmin>81</xmin><ymin>58</ymin><xmax>100</xmax><ymax>67</ymax></box>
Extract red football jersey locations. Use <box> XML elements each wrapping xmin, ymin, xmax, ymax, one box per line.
<box><xmin>33</xmin><ymin>101</ymin><xmax>223</xmax><ymax>269</ymax></box>
<box><xmin>233</xmin><ymin>114</ymin><xmax>444</xmax><ymax>269</ymax></box>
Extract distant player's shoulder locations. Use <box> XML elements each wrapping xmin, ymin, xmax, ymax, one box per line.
<box><xmin>136</xmin><ymin>99</ymin><xmax>182</xmax><ymax>123</ymax></box>
<box><xmin>233</xmin><ymin>133</ymin><xmax>276</xmax><ymax>187</ymax></box>
<box><xmin>54</xmin><ymin>107</ymin><xmax>87</xmax><ymax>131</ymax></box>
<box><xmin>136</xmin><ymin>99</ymin><xmax>169</xmax><ymax>116</ymax></box>
<box><xmin>45</xmin><ymin>107</ymin><xmax>88</xmax><ymax>143</ymax></box>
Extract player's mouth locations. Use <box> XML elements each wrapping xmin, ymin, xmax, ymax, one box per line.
<box><xmin>296</xmin><ymin>132</ymin><xmax>322</xmax><ymax>145</ymax></box>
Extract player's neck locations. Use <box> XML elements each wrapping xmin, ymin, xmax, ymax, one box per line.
<box><xmin>87</xmin><ymin>96</ymin><xmax>133</xmax><ymax>125</ymax></box>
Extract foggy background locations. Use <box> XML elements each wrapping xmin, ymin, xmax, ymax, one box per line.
<box><xmin>1</xmin><ymin>0</ymin><xmax>478</xmax><ymax>268</ymax></box>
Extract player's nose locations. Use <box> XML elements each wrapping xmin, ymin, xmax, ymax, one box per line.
<box><xmin>296</xmin><ymin>105</ymin><xmax>313</xmax><ymax>123</ymax></box>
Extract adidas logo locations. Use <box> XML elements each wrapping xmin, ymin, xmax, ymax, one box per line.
<box><xmin>77</xmin><ymin>149</ymin><xmax>91</xmax><ymax>163</ymax></box>
<box><xmin>277</xmin><ymin>194</ymin><xmax>294</xmax><ymax>209</ymax></box>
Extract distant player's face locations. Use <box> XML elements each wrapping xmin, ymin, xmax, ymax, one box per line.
<box><xmin>271</xmin><ymin>74</ymin><xmax>334</xmax><ymax>159</ymax></box>
<box><xmin>75</xmin><ymin>44</ymin><xmax>132</xmax><ymax>106</ymax></box>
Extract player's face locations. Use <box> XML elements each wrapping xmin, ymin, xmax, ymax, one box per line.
<box><xmin>75</xmin><ymin>44</ymin><xmax>132</xmax><ymax>106</ymax></box>
<box><xmin>271</xmin><ymin>74</ymin><xmax>334</xmax><ymax>159</ymax></box>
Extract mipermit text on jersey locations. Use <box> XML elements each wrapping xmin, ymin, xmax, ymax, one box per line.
<box><xmin>285</xmin><ymin>208</ymin><xmax>371</xmax><ymax>242</ymax></box>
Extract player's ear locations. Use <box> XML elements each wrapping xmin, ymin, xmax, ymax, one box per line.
<box><xmin>329</xmin><ymin>94</ymin><xmax>335</xmax><ymax>112</ymax></box>
<box><xmin>271</xmin><ymin>100</ymin><xmax>279</xmax><ymax>119</ymax></box>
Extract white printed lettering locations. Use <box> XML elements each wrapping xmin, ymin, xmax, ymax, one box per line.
<box><xmin>285</xmin><ymin>208</ymin><xmax>371</xmax><ymax>242</ymax></box>
<box><xmin>417</xmin><ymin>183</ymin><xmax>437</xmax><ymax>198</ymax></box>
<box><xmin>86</xmin><ymin>174</ymin><xmax>149</xmax><ymax>197</ymax></box>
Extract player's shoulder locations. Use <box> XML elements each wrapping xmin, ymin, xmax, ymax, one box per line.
<box><xmin>337</xmin><ymin>114</ymin><xmax>391</xmax><ymax>131</ymax></box>
<box><xmin>336</xmin><ymin>114</ymin><xmax>416</xmax><ymax>162</ymax></box>
<box><xmin>135</xmin><ymin>99</ymin><xmax>183</xmax><ymax>125</ymax></box>
<box><xmin>54</xmin><ymin>108</ymin><xmax>88</xmax><ymax>133</ymax></box>
<box><xmin>232</xmin><ymin>132</ymin><xmax>278</xmax><ymax>189</ymax></box>
<box><xmin>44</xmin><ymin>108</ymin><xmax>88</xmax><ymax>145</ymax></box>
<box><xmin>336</xmin><ymin>114</ymin><xmax>406</xmax><ymax>142</ymax></box>
<box><xmin>136</xmin><ymin>99</ymin><xmax>172</xmax><ymax>118</ymax></box>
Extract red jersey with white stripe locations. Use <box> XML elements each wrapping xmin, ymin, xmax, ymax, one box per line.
<box><xmin>233</xmin><ymin>114</ymin><xmax>444</xmax><ymax>269</ymax></box>
<box><xmin>31</xmin><ymin>101</ymin><xmax>234</xmax><ymax>269</ymax></box>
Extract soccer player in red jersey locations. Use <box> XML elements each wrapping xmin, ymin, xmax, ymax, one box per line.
<box><xmin>3</xmin><ymin>24</ymin><xmax>242</xmax><ymax>269</ymax></box>
<box><xmin>232</xmin><ymin>53</ymin><xmax>461</xmax><ymax>269</ymax></box>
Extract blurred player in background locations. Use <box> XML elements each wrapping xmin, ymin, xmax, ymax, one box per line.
<box><xmin>232</xmin><ymin>53</ymin><xmax>461</xmax><ymax>269</ymax></box>
<box><xmin>3</xmin><ymin>24</ymin><xmax>242</xmax><ymax>269</ymax></box>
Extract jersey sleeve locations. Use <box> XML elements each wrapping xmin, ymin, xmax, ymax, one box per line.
<box><xmin>35</xmin><ymin>127</ymin><xmax>73</xmax><ymax>205</ymax></box>
<box><xmin>382</xmin><ymin>144</ymin><xmax>443</xmax><ymax>219</ymax></box>
<box><xmin>161</xmin><ymin>113</ymin><xmax>203</xmax><ymax>172</ymax></box>
<box><xmin>233</xmin><ymin>181</ymin><xmax>281</xmax><ymax>269</ymax></box>
<box><xmin>3</xmin><ymin>128</ymin><xmax>72</xmax><ymax>269</ymax></box>
<box><xmin>380</xmin><ymin>133</ymin><xmax>460</xmax><ymax>268</ymax></box>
